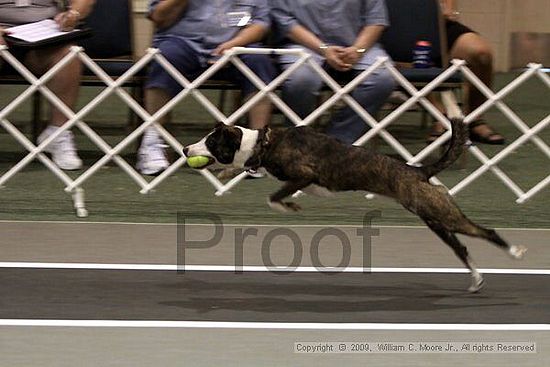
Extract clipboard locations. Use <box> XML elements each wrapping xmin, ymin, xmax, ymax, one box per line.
<box><xmin>4</xmin><ymin>20</ymin><xmax>92</xmax><ymax>49</ymax></box>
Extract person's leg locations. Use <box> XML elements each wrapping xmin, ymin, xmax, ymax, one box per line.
<box><xmin>26</xmin><ymin>45</ymin><xmax>81</xmax><ymax>127</ymax></box>
<box><xmin>231</xmin><ymin>54</ymin><xmax>276</xmax><ymax>129</ymax></box>
<box><xmin>245</xmin><ymin>94</ymin><xmax>271</xmax><ymax>129</ymax></box>
<box><xmin>144</xmin><ymin>37</ymin><xmax>203</xmax><ymax>115</ymax></box>
<box><xmin>138</xmin><ymin>36</ymin><xmax>203</xmax><ymax>175</ymax></box>
<box><xmin>450</xmin><ymin>32</ymin><xmax>504</xmax><ymax>144</ymax></box>
<box><xmin>279</xmin><ymin>61</ymin><xmax>324</xmax><ymax>124</ymax></box>
<box><xmin>145</xmin><ymin>88</ymin><xmax>172</xmax><ymax>124</ymax></box>
<box><xmin>451</xmin><ymin>33</ymin><xmax>493</xmax><ymax>111</ymax></box>
<box><xmin>28</xmin><ymin>44</ymin><xmax>83</xmax><ymax>170</ymax></box>
<box><xmin>136</xmin><ymin>86</ymin><xmax>173</xmax><ymax>175</ymax></box>
<box><xmin>326</xmin><ymin>68</ymin><xmax>395</xmax><ymax>144</ymax></box>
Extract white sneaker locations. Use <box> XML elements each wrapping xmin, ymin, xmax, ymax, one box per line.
<box><xmin>37</xmin><ymin>125</ymin><xmax>83</xmax><ymax>170</ymax></box>
<box><xmin>136</xmin><ymin>128</ymin><xmax>169</xmax><ymax>176</ymax></box>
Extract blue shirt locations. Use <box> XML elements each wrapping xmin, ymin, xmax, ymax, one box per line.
<box><xmin>149</xmin><ymin>0</ymin><xmax>270</xmax><ymax>53</ymax></box>
<box><xmin>271</xmin><ymin>0</ymin><xmax>389</xmax><ymax>46</ymax></box>
<box><xmin>271</xmin><ymin>0</ymin><xmax>390</xmax><ymax>68</ymax></box>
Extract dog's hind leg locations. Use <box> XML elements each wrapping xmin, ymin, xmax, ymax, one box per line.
<box><xmin>425</xmin><ymin>220</ymin><xmax>484</xmax><ymax>292</ymax></box>
<box><xmin>412</xmin><ymin>187</ymin><xmax>527</xmax><ymax>261</ymax></box>
<box><xmin>455</xmin><ymin>221</ymin><xmax>527</xmax><ymax>260</ymax></box>
<box><xmin>268</xmin><ymin>180</ymin><xmax>311</xmax><ymax>213</ymax></box>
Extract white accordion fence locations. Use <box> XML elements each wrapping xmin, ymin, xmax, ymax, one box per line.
<box><xmin>0</xmin><ymin>45</ymin><xmax>548</xmax><ymax>217</ymax></box>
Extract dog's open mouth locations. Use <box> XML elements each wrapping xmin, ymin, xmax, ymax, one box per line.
<box><xmin>185</xmin><ymin>155</ymin><xmax>215</xmax><ymax>169</ymax></box>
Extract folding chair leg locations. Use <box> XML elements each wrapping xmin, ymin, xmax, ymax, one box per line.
<box><xmin>128</xmin><ymin>85</ymin><xmax>144</xmax><ymax>131</ymax></box>
<box><xmin>421</xmin><ymin>108</ymin><xmax>429</xmax><ymax>129</ymax></box>
<box><xmin>129</xmin><ymin>84</ymin><xmax>146</xmax><ymax>151</ymax></box>
<box><xmin>218</xmin><ymin>89</ymin><xmax>227</xmax><ymax>114</ymax></box>
<box><xmin>32</xmin><ymin>92</ymin><xmax>44</xmax><ymax>144</ymax></box>
<box><xmin>232</xmin><ymin>90</ymin><xmax>242</xmax><ymax>117</ymax></box>
<box><xmin>217</xmin><ymin>89</ymin><xmax>243</xmax><ymax>124</ymax></box>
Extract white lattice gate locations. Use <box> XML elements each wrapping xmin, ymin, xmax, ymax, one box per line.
<box><xmin>1</xmin><ymin>45</ymin><xmax>548</xmax><ymax>216</ymax></box>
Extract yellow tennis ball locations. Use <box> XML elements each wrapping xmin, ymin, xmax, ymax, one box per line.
<box><xmin>187</xmin><ymin>155</ymin><xmax>211</xmax><ymax>169</ymax></box>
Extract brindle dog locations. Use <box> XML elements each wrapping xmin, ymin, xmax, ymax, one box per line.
<box><xmin>184</xmin><ymin>119</ymin><xmax>527</xmax><ymax>292</ymax></box>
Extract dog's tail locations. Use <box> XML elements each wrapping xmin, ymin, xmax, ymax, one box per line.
<box><xmin>420</xmin><ymin>117</ymin><xmax>468</xmax><ymax>178</ymax></box>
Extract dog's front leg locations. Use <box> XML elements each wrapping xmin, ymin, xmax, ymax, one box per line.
<box><xmin>268</xmin><ymin>181</ymin><xmax>310</xmax><ymax>213</ymax></box>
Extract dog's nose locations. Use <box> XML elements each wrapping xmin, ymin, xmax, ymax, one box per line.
<box><xmin>183</xmin><ymin>147</ymin><xmax>189</xmax><ymax>156</ymax></box>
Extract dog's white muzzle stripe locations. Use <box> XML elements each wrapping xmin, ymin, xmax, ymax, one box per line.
<box><xmin>233</xmin><ymin>127</ymin><xmax>259</xmax><ymax>168</ymax></box>
<box><xmin>186</xmin><ymin>134</ymin><xmax>213</xmax><ymax>158</ymax></box>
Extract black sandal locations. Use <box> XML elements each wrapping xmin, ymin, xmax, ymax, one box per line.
<box><xmin>469</xmin><ymin>120</ymin><xmax>505</xmax><ymax>145</ymax></box>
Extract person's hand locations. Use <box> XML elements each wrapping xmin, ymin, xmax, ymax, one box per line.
<box><xmin>0</xmin><ymin>27</ymin><xmax>8</xmax><ymax>46</ymax></box>
<box><xmin>339</xmin><ymin>46</ymin><xmax>363</xmax><ymax>66</ymax></box>
<box><xmin>54</xmin><ymin>9</ymin><xmax>81</xmax><ymax>31</ymax></box>
<box><xmin>212</xmin><ymin>41</ymin><xmax>237</xmax><ymax>58</ymax></box>
<box><xmin>323</xmin><ymin>46</ymin><xmax>351</xmax><ymax>72</ymax></box>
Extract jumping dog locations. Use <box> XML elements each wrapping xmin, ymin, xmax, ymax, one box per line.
<box><xmin>184</xmin><ymin>119</ymin><xmax>527</xmax><ymax>292</ymax></box>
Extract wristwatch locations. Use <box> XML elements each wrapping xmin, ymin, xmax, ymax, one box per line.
<box><xmin>355</xmin><ymin>47</ymin><xmax>367</xmax><ymax>54</ymax></box>
<box><xmin>319</xmin><ymin>43</ymin><xmax>329</xmax><ymax>54</ymax></box>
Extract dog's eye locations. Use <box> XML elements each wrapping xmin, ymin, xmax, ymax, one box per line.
<box><xmin>205</xmin><ymin>139</ymin><xmax>214</xmax><ymax>151</ymax></box>
<box><xmin>205</xmin><ymin>130</ymin><xmax>222</xmax><ymax>150</ymax></box>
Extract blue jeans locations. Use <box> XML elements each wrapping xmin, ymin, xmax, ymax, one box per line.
<box><xmin>146</xmin><ymin>36</ymin><xmax>276</xmax><ymax>97</ymax></box>
<box><xmin>280</xmin><ymin>48</ymin><xmax>395</xmax><ymax>144</ymax></box>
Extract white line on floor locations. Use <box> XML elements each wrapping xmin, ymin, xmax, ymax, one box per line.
<box><xmin>0</xmin><ymin>319</ymin><xmax>548</xmax><ymax>330</ymax></box>
<box><xmin>0</xmin><ymin>220</ymin><xmax>548</xmax><ymax>231</ymax></box>
<box><xmin>0</xmin><ymin>262</ymin><xmax>549</xmax><ymax>275</ymax></box>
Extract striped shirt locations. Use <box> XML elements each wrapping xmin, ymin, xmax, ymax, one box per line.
<box><xmin>149</xmin><ymin>0</ymin><xmax>270</xmax><ymax>53</ymax></box>
<box><xmin>0</xmin><ymin>0</ymin><xmax>60</xmax><ymax>27</ymax></box>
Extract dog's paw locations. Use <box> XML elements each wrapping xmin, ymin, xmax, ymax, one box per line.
<box><xmin>268</xmin><ymin>200</ymin><xmax>302</xmax><ymax>213</ymax></box>
<box><xmin>283</xmin><ymin>201</ymin><xmax>302</xmax><ymax>212</ymax></box>
<box><xmin>468</xmin><ymin>275</ymin><xmax>485</xmax><ymax>293</ymax></box>
<box><xmin>217</xmin><ymin>168</ymin><xmax>243</xmax><ymax>180</ymax></box>
<box><xmin>302</xmin><ymin>184</ymin><xmax>334</xmax><ymax>198</ymax></box>
<box><xmin>509</xmin><ymin>245</ymin><xmax>527</xmax><ymax>260</ymax></box>
<box><xmin>268</xmin><ymin>200</ymin><xmax>290</xmax><ymax>213</ymax></box>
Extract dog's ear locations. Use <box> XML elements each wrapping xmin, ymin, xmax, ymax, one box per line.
<box><xmin>217</xmin><ymin>123</ymin><xmax>243</xmax><ymax>140</ymax></box>
<box><xmin>214</xmin><ymin>121</ymin><xmax>225</xmax><ymax>129</ymax></box>
<box><xmin>221</xmin><ymin>124</ymin><xmax>240</xmax><ymax>139</ymax></box>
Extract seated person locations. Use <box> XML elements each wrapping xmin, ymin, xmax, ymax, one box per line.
<box><xmin>0</xmin><ymin>0</ymin><xmax>95</xmax><ymax>170</ymax></box>
<box><xmin>138</xmin><ymin>0</ymin><xmax>276</xmax><ymax>175</ymax></box>
<box><xmin>270</xmin><ymin>0</ymin><xmax>396</xmax><ymax>145</ymax></box>
<box><xmin>429</xmin><ymin>0</ymin><xmax>504</xmax><ymax>145</ymax></box>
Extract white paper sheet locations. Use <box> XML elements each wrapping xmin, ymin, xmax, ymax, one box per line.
<box><xmin>6</xmin><ymin>19</ymin><xmax>77</xmax><ymax>43</ymax></box>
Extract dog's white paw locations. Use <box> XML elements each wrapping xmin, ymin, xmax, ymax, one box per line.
<box><xmin>268</xmin><ymin>200</ymin><xmax>302</xmax><ymax>213</ymax></box>
<box><xmin>292</xmin><ymin>190</ymin><xmax>305</xmax><ymax>198</ymax></box>
<box><xmin>468</xmin><ymin>275</ymin><xmax>485</xmax><ymax>293</ymax></box>
<box><xmin>268</xmin><ymin>200</ymin><xmax>289</xmax><ymax>213</ymax></box>
<box><xmin>509</xmin><ymin>245</ymin><xmax>527</xmax><ymax>260</ymax></box>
